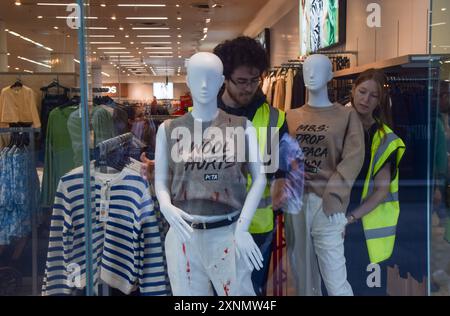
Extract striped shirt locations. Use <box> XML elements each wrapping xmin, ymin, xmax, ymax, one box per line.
<box><xmin>42</xmin><ymin>165</ymin><xmax>168</xmax><ymax>296</ymax></box>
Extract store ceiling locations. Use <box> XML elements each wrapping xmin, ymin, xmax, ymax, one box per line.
<box><xmin>0</xmin><ymin>0</ymin><xmax>269</xmax><ymax>80</ymax></box>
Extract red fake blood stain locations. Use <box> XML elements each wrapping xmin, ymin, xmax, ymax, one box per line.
<box><xmin>182</xmin><ymin>243</ymin><xmax>191</xmax><ymax>282</ymax></box>
<box><xmin>224</xmin><ymin>248</ymin><xmax>229</xmax><ymax>254</ymax></box>
<box><xmin>223</xmin><ymin>280</ymin><xmax>231</xmax><ymax>296</ymax></box>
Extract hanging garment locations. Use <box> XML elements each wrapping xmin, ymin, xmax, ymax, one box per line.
<box><xmin>284</xmin><ymin>69</ymin><xmax>295</xmax><ymax>111</ymax></box>
<box><xmin>262</xmin><ymin>76</ymin><xmax>271</xmax><ymax>96</ymax></box>
<box><xmin>273</xmin><ymin>74</ymin><xmax>286</xmax><ymax>110</ymax></box>
<box><xmin>40</xmin><ymin>106</ymin><xmax>78</xmax><ymax>208</ymax></box>
<box><xmin>0</xmin><ymin>144</ymin><xmax>40</xmax><ymax>245</ymax></box>
<box><xmin>40</xmin><ymin>94</ymin><xmax>70</xmax><ymax>152</ymax></box>
<box><xmin>42</xmin><ymin>165</ymin><xmax>168</xmax><ymax>296</ymax></box>
<box><xmin>0</xmin><ymin>85</ymin><xmax>41</xmax><ymax>128</ymax></box>
<box><xmin>291</xmin><ymin>70</ymin><xmax>306</xmax><ymax>109</ymax></box>
<box><xmin>67</xmin><ymin>106</ymin><xmax>115</xmax><ymax>167</ymax></box>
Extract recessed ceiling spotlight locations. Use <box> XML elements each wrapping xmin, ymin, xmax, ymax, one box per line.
<box><xmin>442</xmin><ymin>8</ymin><xmax>447</xmax><ymax>11</ymax></box>
<box><xmin>54</xmin><ymin>26</ymin><xmax>59</xmax><ymax>30</ymax></box>
<box><xmin>101</xmin><ymin>3</ymin><xmax>106</xmax><ymax>7</ymax></box>
<box><xmin>119</xmin><ymin>27</ymin><xmax>124</xmax><ymax>31</ymax></box>
<box><xmin>15</xmin><ymin>1</ymin><xmax>21</xmax><ymax>6</ymax></box>
<box><xmin>37</xmin><ymin>16</ymin><xmax>43</xmax><ymax>19</ymax></box>
<box><xmin>177</xmin><ymin>17</ymin><xmax>182</xmax><ymax>21</ymax></box>
<box><xmin>125</xmin><ymin>35</ymin><xmax>130</xmax><ymax>38</ymax></box>
<box><xmin>177</xmin><ymin>35</ymin><xmax>182</xmax><ymax>38</ymax></box>
<box><xmin>130</xmin><ymin>41</ymin><xmax>134</xmax><ymax>44</ymax></box>
<box><xmin>111</xmin><ymin>15</ymin><xmax>117</xmax><ymax>20</ymax></box>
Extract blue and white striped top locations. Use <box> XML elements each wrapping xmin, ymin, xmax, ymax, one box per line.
<box><xmin>42</xmin><ymin>165</ymin><xmax>168</xmax><ymax>296</ymax></box>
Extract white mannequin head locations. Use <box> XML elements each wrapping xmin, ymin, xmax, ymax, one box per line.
<box><xmin>186</xmin><ymin>52</ymin><xmax>225</xmax><ymax>106</ymax></box>
<box><xmin>303</xmin><ymin>54</ymin><xmax>333</xmax><ymax>107</ymax></box>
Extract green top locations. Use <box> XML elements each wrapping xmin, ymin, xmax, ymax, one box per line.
<box><xmin>40</xmin><ymin>106</ymin><xmax>78</xmax><ymax>208</ymax></box>
<box><xmin>67</xmin><ymin>105</ymin><xmax>115</xmax><ymax>167</ymax></box>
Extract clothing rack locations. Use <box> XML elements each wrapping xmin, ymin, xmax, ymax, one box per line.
<box><xmin>0</xmin><ymin>127</ymin><xmax>41</xmax><ymax>296</ymax></box>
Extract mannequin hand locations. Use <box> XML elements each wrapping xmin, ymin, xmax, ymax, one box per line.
<box><xmin>328</xmin><ymin>212</ymin><xmax>348</xmax><ymax>226</ymax></box>
<box><xmin>160</xmin><ymin>205</ymin><xmax>194</xmax><ymax>243</ymax></box>
<box><xmin>234</xmin><ymin>217</ymin><xmax>264</xmax><ymax>271</ymax></box>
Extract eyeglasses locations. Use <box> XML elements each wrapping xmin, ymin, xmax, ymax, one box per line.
<box><xmin>229</xmin><ymin>77</ymin><xmax>262</xmax><ymax>89</ymax></box>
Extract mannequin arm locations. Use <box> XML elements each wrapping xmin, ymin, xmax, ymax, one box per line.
<box><xmin>154</xmin><ymin>122</ymin><xmax>194</xmax><ymax>242</ymax></box>
<box><xmin>235</xmin><ymin>120</ymin><xmax>267</xmax><ymax>271</ymax></box>
<box><xmin>323</xmin><ymin>110</ymin><xmax>365</xmax><ymax>216</ymax></box>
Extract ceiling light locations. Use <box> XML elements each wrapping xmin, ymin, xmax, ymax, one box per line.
<box><xmin>141</xmin><ymin>41</ymin><xmax>172</xmax><ymax>44</ymax></box>
<box><xmin>87</xmin><ymin>27</ymin><xmax>108</xmax><ymax>30</ymax></box>
<box><xmin>137</xmin><ymin>35</ymin><xmax>171</xmax><ymax>38</ymax></box>
<box><xmin>125</xmin><ymin>35</ymin><xmax>130</xmax><ymax>38</ymax></box>
<box><xmin>56</xmin><ymin>16</ymin><xmax>98</xmax><ymax>19</ymax></box>
<box><xmin>53</xmin><ymin>26</ymin><xmax>59</xmax><ymax>30</ymax></box>
<box><xmin>111</xmin><ymin>16</ymin><xmax>117</xmax><ymax>20</ymax></box>
<box><xmin>177</xmin><ymin>35</ymin><xmax>182</xmax><ymax>38</ymax></box>
<box><xmin>88</xmin><ymin>35</ymin><xmax>114</xmax><ymax>38</ymax></box>
<box><xmin>101</xmin><ymin>3</ymin><xmax>106</xmax><ymax>7</ymax></box>
<box><xmin>101</xmin><ymin>71</ymin><xmax>111</xmax><ymax>77</ymax></box>
<box><xmin>146</xmin><ymin>52</ymin><xmax>173</xmax><ymax>54</ymax></box>
<box><xmin>126</xmin><ymin>17</ymin><xmax>168</xmax><ymax>20</ymax></box>
<box><xmin>18</xmin><ymin>56</ymin><xmax>52</xmax><ymax>68</ymax></box>
<box><xmin>7</xmin><ymin>53</ymin><xmax>10</xmax><ymax>56</ymax></box>
<box><xmin>15</xmin><ymin>1</ymin><xmax>22</xmax><ymax>6</ymax></box>
<box><xmin>24</xmin><ymin>70</ymin><xmax>34</xmax><ymax>74</ymax></box>
<box><xmin>206</xmin><ymin>18</ymin><xmax>211</xmax><ymax>23</ymax></box>
<box><xmin>148</xmin><ymin>55</ymin><xmax>173</xmax><ymax>58</ymax></box>
<box><xmin>119</xmin><ymin>27</ymin><xmax>124</xmax><ymax>31</ymax></box>
<box><xmin>130</xmin><ymin>41</ymin><xmax>134</xmax><ymax>44</ymax></box>
<box><xmin>176</xmin><ymin>4</ymin><xmax>180</xmax><ymax>7</ymax></box>
<box><xmin>15</xmin><ymin>67</ymin><xmax>20</xmax><ymax>70</ymax></box>
<box><xmin>132</xmin><ymin>27</ymin><xmax>170</xmax><ymax>30</ymax></box>
<box><xmin>98</xmin><ymin>47</ymin><xmax>127</xmax><ymax>50</ymax></box>
<box><xmin>144</xmin><ymin>47</ymin><xmax>173</xmax><ymax>50</ymax></box>
<box><xmin>74</xmin><ymin>59</ymin><xmax>80</xmax><ymax>63</ymax></box>
<box><xmin>89</xmin><ymin>42</ymin><xmax>121</xmax><ymax>44</ymax></box>
<box><xmin>178</xmin><ymin>55</ymin><xmax>182</xmax><ymax>58</ymax></box>
<box><xmin>118</xmin><ymin>4</ymin><xmax>166</xmax><ymax>7</ymax></box>
<box><xmin>104</xmin><ymin>52</ymin><xmax>131</xmax><ymax>54</ymax></box>
<box><xmin>203</xmin><ymin>28</ymin><xmax>208</xmax><ymax>33</ymax></box>
<box><xmin>37</xmin><ymin>16</ymin><xmax>43</xmax><ymax>19</ymax></box>
<box><xmin>37</xmin><ymin>2</ymin><xmax>73</xmax><ymax>6</ymax></box>
<box><xmin>431</xmin><ymin>22</ymin><xmax>447</xmax><ymax>27</ymax></box>
<box><xmin>67</xmin><ymin>35</ymin><xmax>71</xmax><ymax>38</ymax></box>
<box><xmin>177</xmin><ymin>17</ymin><xmax>182</xmax><ymax>21</ymax></box>
<box><xmin>138</xmin><ymin>52</ymin><xmax>142</xmax><ymax>54</ymax></box>
<box><xmin>442</xmin><ymin>8</ymin><xmax>447</xmax><ymax>11</ymax></box>
<box><xmin>6</xmin><ymin>29</ymin><xmax>53</xmax><ymax>51</ymax></box>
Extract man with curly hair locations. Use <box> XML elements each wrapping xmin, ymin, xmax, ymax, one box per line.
<box><xmin>213</xmin><ymin>36</ymin><xmax>289</xmax><ymax>296</ymax></box>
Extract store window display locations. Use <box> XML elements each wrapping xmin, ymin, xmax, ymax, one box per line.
<box><xmin>155</xmin><ymin>52</ymin><xmax>266</xmax><ymax>296</ymax></box>
<box><xmin>285</xmin><ymin>54</ymin><xmax>365</xmax><ymax>296</ymax></box>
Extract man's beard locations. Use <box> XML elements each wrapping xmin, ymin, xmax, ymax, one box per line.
<box><xmin>226</xmin><ymin>86</ymin><xmax>254</xmax><ymax>107</ymax></box>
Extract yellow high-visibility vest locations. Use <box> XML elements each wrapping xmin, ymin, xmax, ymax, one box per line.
<box><xmin>361</xmin><ymin>124</ymin><xmax>406</xmax><ymax>263</ymax></box>
<box><xmin>248</xmin><ymin>103</ymin><xmax>285</xmax><ymax>234</ymax></box>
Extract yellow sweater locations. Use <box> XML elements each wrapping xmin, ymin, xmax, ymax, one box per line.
<box><xmin>286</xmin><ymin>103</ymin><xmax>364</xmax><ymax>215</ymax></box>
<box><xmin>0</xmin><ymin>85</ymin><xmax>41</xmax><ymax>128</ymax></box>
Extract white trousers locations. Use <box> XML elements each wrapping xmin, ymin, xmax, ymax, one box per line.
<box><xmin>285</xmin><ymin>193</ymin><xmax>353</xmax><ymax>296</ymax></box>
<box><xmin>165</xmin><ymin>222</ymin><xmax>255</xmax><ymax>296</ymax></box>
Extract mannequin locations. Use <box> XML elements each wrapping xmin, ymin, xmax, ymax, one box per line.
<box><xmin>285</xmin><ymin>54</ymin><xmax>365</xmax><ymax>296</ymax></box>
<box><xmin>155</xmin><ymin>52</ymin><xmax>266</xmax><ymax>296</ymax></box>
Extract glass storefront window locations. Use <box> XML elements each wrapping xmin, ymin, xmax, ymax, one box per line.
<box><xmin>0</xmin><ymin>0</ymin><xmax>449</xmax><ymax>298</ymax></box>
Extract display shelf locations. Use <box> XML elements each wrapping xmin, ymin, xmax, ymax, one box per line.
<box><xmin>333</xmin><ymin>54</ymin><xmax>450</xmax><ymax>78</ymax></box>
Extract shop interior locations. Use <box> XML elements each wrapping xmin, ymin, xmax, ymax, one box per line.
<box><xmin>0</xmin><ymin>0</ymin><xmax>448</xmax><ymax>296</ymax></box>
